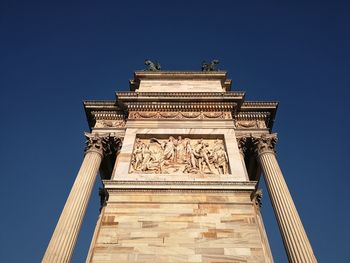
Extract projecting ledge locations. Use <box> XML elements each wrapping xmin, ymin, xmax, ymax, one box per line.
<box><xmin>103</xmin><ymin>180</ymin><xmax>257</xmax><ymax>191</ymax></box>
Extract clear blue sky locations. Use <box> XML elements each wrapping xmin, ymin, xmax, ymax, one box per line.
<box><xmin>1</xmin><ymin>1</ymin><xmax>349</xmax><ymax>262</ymax></box>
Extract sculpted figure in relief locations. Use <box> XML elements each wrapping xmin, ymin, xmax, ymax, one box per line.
<box><xmin>130</xmin><ymin>136</ymin><xmax>229</xmax><ymax>175</ymax></box>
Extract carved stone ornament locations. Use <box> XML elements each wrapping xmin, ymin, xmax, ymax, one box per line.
<box><xmin>94</xmin><ymin>120</ymin><xmax>126</xmax><ymax>128</ymax></box>
<box><xmin>98</xmin><ymin>187</ymin><xmax>109</xmax><ymax>212</ymax></box>
<box><xmin>235</xmin><ymin>120</ymin><xmax>266</xmax><ymax>129</ymax></box>
<box><xmin>251</xmin><ymin>189</ymin><xmax>263</xmax><ymax>209</ymax></box>
<box><xmin>236</xmin><ymin>135</ymin><xmax>249</xmax><ymax>156</ymax></box>
<box><xmin>251</xmin><ymin>133</ymin><xmax>277</xmax><ymax>155</ymax></box>
<box><xmin>128</xmin><ymin>111</ymin><xmax>232</xmax><ymax>120</ymax></box>
<box><xmin>130</xmin><ymin>136</ymin><xmax>229</xmax><ymax>175</ymax></box>
<box><xmin>84</xmin><ymin>132</ymin><xmax>122</xmax><ymax>156</ymax></box>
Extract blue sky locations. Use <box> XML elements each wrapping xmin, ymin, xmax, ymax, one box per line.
<box><xmin>1</xmin><ymin>1</ymin><xmax>349</xmax><ymax>262</ymax></box>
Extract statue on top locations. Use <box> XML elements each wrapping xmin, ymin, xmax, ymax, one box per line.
<box><xmin>201</xmin><ymin>59</ymin><xmax>220</xmax><ymax>71</ymax></box>
<box><xmin>144</xmin><ymin>59</ymin><xmax>161</xmax><ymax>71</ymax></box>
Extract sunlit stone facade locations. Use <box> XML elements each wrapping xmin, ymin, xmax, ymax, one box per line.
<box><xmin>43</xmin><ymin>70</ymin><xmax>317</xmax><ymax>263</ymax></box>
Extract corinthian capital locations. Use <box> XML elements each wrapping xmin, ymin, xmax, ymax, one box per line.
<box><xmin>84</xmin><ymin>133</ymin><xmax>122</xmax><ymax>156</ymax></box>
<box><xmin>236</xmin><ymin>135</ymin><xmax>250</xmax><ymax>156</ymax></box>
<box><xmin>251</xmin><ymin>189</ymin><xmax>263</xmax><ymax>209</ymax></box>
<box><xmin>251</xmin><ymin>133</ymin><xmax>277</xmax><ymax>155</ymax></box>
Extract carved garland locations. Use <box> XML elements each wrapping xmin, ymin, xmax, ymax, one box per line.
<box><xmin>128</xmin><ymin>111</ymin><xmax>232</xmax><ymax>120</ymax></box>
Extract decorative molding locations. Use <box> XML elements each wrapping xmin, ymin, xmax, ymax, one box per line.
<box><xmin>117</xmin><ymin>91</ymin><xmax>245</xmax><ymax>98</ymax></box>
<box><xmin>94</xmin><ymin>120</ymin><xmax>126</xmax><ymax>128</ymax></box>
<box><xmin>98</xmin><ymin>187</ymin><xmax>109</xmax><ymax>212</ymax></box>
<box><xmin>235</xmin><ymin>120</ymin><xmax>267</xmax><ymax>129</ymax></box>
<box><xmin>126</xmin><ymin>102</ymin><xmax>236</xmax><ymax>111</ymax></box>
<box><xmin>103</xmin><ymin>180</ymin><xmax>258</xmax><ymax>192</ymax></box>
<box><xmin>129</xmin><ymin>111</ymin><xmax>232</xmax><ymax>120</ymax></box>
<box><xmin>251</xmin><ymin>189</ymin><xmax>263</xmax><ymax>209</ymax></box>
<box><xmin>236</xmin><ymin>135</ymin><xmax>249</xmax><ymax>156</ymax></box>
<box><xmin>92</xmin><ymin>111</ymin><xmax>125</xmax><ymax>120</ymax></box>
<box><xmin>241</xmin><ymin>101</ymin><xmax>279</xmax><ymax>108</ymax></box>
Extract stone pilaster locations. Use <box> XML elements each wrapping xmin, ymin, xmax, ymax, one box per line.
<box><xmin>252</xmin><ymin>134</ymin><xmax>317</xmax><ymax>263</ymax></box>
<box><xmin>43</xmin><ymin>133</ymin><xmax>121</xmax><ymax>263</ymax></box>
<box><xmin>236</xmin><ymin>135</ymin><xmax>249</xmax><ymax>180</ymax></box>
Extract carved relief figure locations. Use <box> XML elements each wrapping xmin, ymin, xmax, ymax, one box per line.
<box><xmin>213</xmin><ymin>145</ymin><xmax>228</xmax><ymax>174</ymax></box>
<box><xmin>130</xmin><ymin>136</ymin><xmax>229</xmax><ymax>175</ymax></box>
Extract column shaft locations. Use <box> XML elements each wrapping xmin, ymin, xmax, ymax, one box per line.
<box><xmin>42</xmin><ymin>150</ymin><xmax>102</xmax><ymax>262</ymax></box>
<box><xmin>258</xmin><ymin>151</ymin><xmax>317</xmax><ymax>263</ymax></box>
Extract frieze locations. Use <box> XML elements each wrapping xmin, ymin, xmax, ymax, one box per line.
<box><xmin>94</xmin><ymin>120</ymin><xmax>126</xmax><ymax>128</ymax></box>
<box><xmin>129</xmin><ymin>136</ymin><xmax>229</xmax><ymax>175</ymax></box>
<box><xmin>129</xmin><ymin>111</ymin><xmax>232</xmax><ymax>120</ymax></box>
<box><xmin>235</xmin><ymin>120</ymin><xmax>267</xmax><ymax>129</ymax></box>
<box><xmin>117</xmin><ymin>91</ymin><xmax>245</xmax><ymax>98</ymax></box>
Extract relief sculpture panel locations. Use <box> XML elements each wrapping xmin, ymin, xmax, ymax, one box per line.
<box><xmin>130</xmin><ymin>136</ymin><xmax>229</xmax><ymax>175</ymax></box>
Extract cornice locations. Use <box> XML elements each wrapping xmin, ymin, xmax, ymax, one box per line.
<box><xmin>126</xmin><ymin>101</ymin><xmax>236</xmax><ymax>111</ymax></box>
<box><xmin>83</xmin><ymin>100</ymin><xmax>116</xmax><ymax>108</ymax></box>
<box><xmin>103</xmin><ymin>180</ymin><xmax>257</xmax><ymax>191</ymax></box>
<box><xmin>239</xmin><ymin>101</ymin><xmax>278</xmax><ymax>131</ymax></box>
<box><xmin>91</xmin><ymin>111</ymin><xmax>125</xmax><ymax>120</ymax></box>
<box><xmin>132</xmin><ymin>71</ymin><xmax>228</xmax><ymax>80</ymax></box>
<box><xmin>116</xmin><ymin>91</ymin><xmax>245</xmax><ymax>101</ymax></box>
<box><xmin>241</xmin><ymin>101</ymin><xmax>278</xmax><ymax>109</ymax></box>
<box><xmin>84</xmin><ymin>101</ymin><xmax>126</xmax><ymax>130</ymax></box>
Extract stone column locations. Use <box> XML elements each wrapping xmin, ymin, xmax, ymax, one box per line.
<box><xmin>252</xmin><ymin>134</ymin><xmax>317</xmax><ymax>263</ymax></box>
<box><xmin>43</xmin><ymin>133</ymin><xmax>121</xmax><ymax>263</ymax></box>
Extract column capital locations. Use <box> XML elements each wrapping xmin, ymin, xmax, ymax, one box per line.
<box><xmin>98</xmin><ymin>187</ymin><xmax>109</xmax><ymax>212</ymax></box>
<box><xmin>236</xmin><ymin>135</ymin><xmax>250</xmax><ymax>156</ymax></box>
<box><xmin>251</xmin><ymin>189</ymin><xmax>263</xmax><ymax>209</ymax></box>
<box><xmin>251</xmin><ymin>133</ymin><xmax>277</xmax><ymax>155</ymax></box>
<box><xmin>84</xmin><ymin>132</ymin><xmax>122</xmax><ymax>157</ymax></box>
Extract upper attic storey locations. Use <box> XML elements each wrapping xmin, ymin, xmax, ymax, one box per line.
<box><xmin>129</xmin><ymin>71</ymin><xmax>232</xmax><ymax>93</ymax></box>
<box><xmin>83</xmin><ymin>68</ymin><xmax>278</xmax><ymax>131</ymax></box>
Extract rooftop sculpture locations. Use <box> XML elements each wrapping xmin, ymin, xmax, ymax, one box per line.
<box><xmin>144</xmin><ymin>59</ymin><xmax>161</xmax><ymax>71</ymax></box>
<box><xmin>201</xmin><ymin>59</ymin><xmax>220</xmax><ymax>71</ymax></box>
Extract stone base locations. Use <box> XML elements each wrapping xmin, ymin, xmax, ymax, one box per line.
<box><xmin>87</xmin><ymin>189</ymin><xmax>273</xmax><ymax>263</ymax></box>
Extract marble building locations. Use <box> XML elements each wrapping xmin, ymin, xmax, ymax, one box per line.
<box><xmin>43</xmin><ymin>67</ymin><xmax>317</xmax><ymax>262</ymax></box>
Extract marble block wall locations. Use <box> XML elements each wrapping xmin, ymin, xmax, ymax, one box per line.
<box><xmin>87</xmin><ymin>191</ymin><xmax>273</xmax><ymax>263</ymax></box>
<box><xmin>138</xmin><ymin>80</ymin><xmax>225</xmax><ymax>93</ymax></box>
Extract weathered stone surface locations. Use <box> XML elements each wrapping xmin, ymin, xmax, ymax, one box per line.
<box><xmin>46</xmin><ymin>69</ymin><xmax>319</xmax><ymax>263</ymax></box>
<box><xmin>87</xmin><ymin>191</ymin><xmax>273</xmax><ymax>263</ymax></box>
